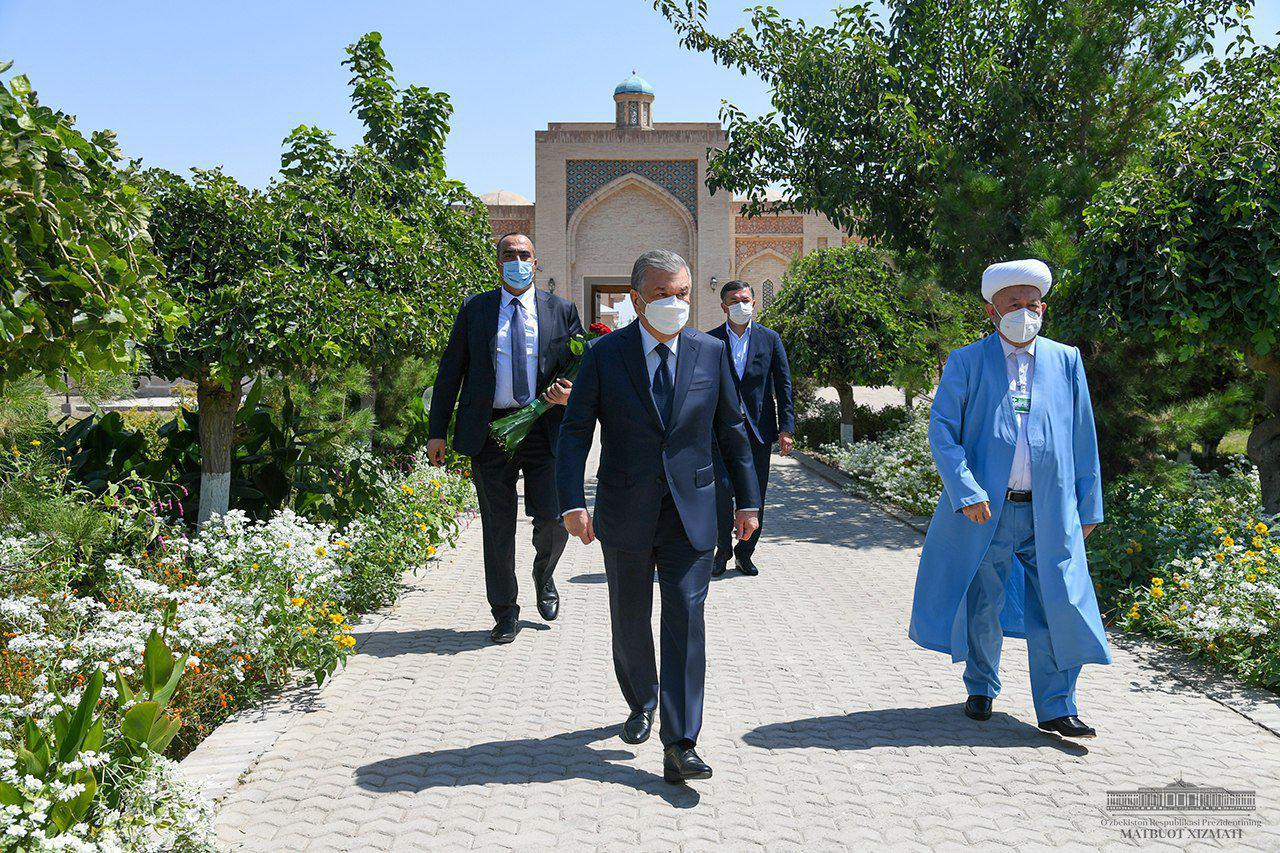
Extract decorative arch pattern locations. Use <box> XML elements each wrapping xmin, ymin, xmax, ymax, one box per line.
<box><xmin>566</xmin><ymin>160</ymin><xmax>698</xmax><ymax>223</ymax></box>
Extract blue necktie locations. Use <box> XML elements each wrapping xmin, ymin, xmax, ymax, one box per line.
<box><xmin>652</xmin><ymin>343</ymin><xmax>673</xmax><ymax>428</ymax></box>
<box><xmin>510</xmin><ymin>299</ymin><xmax>531</xmax><ymax>406</ymax></box>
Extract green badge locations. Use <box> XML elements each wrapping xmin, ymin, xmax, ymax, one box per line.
<box><xmin>1011</xmin><ymin>391</ymin><xmax>1031</xmax><ymax>414</ymax></box>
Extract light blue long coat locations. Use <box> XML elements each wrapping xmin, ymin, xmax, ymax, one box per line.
<box><xmin>909</xmin><ymin>333</ymin><xmax>1112</xmax><ymax>671</ymax></box>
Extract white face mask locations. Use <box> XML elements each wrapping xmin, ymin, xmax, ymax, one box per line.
<box><xmin>727</xmin><ymin>302</ymin><xmax>754</xmax><ymax>325</ymax></box>
<box><xmin>994</xmin><ymin>305</ymin><xmax>1043</xmax><ymax>344</ymax></box>
<box><xmin>638</xmin><ymin>293</ymin><xmax>690</xmax><ymax>336</ymax></box>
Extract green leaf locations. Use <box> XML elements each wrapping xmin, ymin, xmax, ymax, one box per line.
<box><xmin>58</xmin><ymin>669</ymin><xmax>103</xmax><ymax>763</ymax></box>
<box><xmin>121</xmin><ymin>701</ymin><xmax>161</xmax><ymax>746</ymax></box>
<box><xmin>142</xmin><ymin>629</ymin><xmax>174</xmax><ymax>697</ymax></box>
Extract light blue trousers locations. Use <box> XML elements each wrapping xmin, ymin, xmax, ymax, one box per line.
<box><xmin>963</xmin><ymin>501</ymin><xmax>1079</xmax><ymax>721</ymax></box>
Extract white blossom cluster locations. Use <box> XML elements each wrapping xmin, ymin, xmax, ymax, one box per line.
<box><xmin>821</xmin><ymin>409</ymin><xmax>943</xmax><ymax>517</ymax></box>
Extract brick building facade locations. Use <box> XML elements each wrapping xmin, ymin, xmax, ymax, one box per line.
<box><xmin>480</xmin><ymin>72</ymin><xmax>854</xmax><ymax>331</ymax></box>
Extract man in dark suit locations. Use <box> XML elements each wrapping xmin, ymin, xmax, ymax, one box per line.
<box><xmin>558</xmin><ymin>249</ymin><xmax>760</xmax><ymax>784</ymax></box>
<box><xmin>428</xmin><ymin>233</ymin><xmax>583</xmax><ymax>645</ymax></box>
<box><xmin>708</xmin><ymin>280</ymin><xmax>795</xmax><ymax>577</ymax></box>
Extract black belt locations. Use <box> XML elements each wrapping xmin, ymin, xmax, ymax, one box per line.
<box><xmin>1006</xmin><ymin>489</ymin><xmax>1033</xmax><ymax>503</ymax></box>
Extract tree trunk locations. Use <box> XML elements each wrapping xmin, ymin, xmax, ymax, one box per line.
<box><xmin>1247</xmin><ymin>357</ymin><xmax>1280</xmax><ymax>514</ymax></box>
<box><xmin>836</xmin><ymin>383</ymin><xmax>858</xmax><ymax>447</ymax></box>
<box><xmin>196</xmin><ymin>376</ymin><xmax>241</xmax><ymax>527</ymax></box>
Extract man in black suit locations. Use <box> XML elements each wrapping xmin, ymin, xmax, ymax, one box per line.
<box><xmin>428</xmin><ymin>233</ymin><xmax>583</xmax><ymax>645</ymax></box>
<box><xmin>557</xmin><ymin>249</ymin><xmax>760</xmax><ymax>784</ymax></box>
<box><xmin>708</xmin><ymin>280</ymin><xmax>795</xmax><ymax>577</ymax></box>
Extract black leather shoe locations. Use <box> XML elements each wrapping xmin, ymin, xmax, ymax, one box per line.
<box><xmin>490</xmin><ymin>617</ymin><xmax>519</xmax><ymax>645</ymax></box>
<box><xmin>736</xmin><ymin>557</ymin><xmax>759</xmax><ymax>577</ymax></box>
<box><xmin>620</xmin><ymin>709</ymin><xmax>654</xmax><ymax>745</ymax></box>
<box><xmin>964</xmin><ymin>695</ymin><xmax>993</xmax><ymax>721</ymax></box>
<box><xmin>1038</xmin><ymin>715</ymin><xmax>1096</xmax><ymax>738</ymax></box>
<box><xmin>711</xmin><ymin>561</ymin><xmax>728</xmax><ymax>578</ymax></box>
<box><xmin>663</xmin><ymin>744</ymin><xmax>713</xmax><ymax>784</ymax></box>
<box><xmin>534</xmin><ymin>573</ymin><xmax>559</xmax><ymax>622</ymax></box>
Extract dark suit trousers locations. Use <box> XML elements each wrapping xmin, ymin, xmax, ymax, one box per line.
<box><xmin>469</xmin><ymin>412</ymin><xmax>569</xmax><ymax>622</ymax></box>
<box><xmin>715</xmin><ymin>437</ymin><xmax>772</xmax><ymax>564</ymax></box>
<box><xmin>600</xmin><ymin>493</ymin><xmax>711</xmax><ymax>748</ymax></box>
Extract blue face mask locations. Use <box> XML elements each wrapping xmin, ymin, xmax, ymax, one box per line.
<box><xmin>502</xmin><ymin>260</ymin><xmax>534</xmax><ymax>290</ymax></box>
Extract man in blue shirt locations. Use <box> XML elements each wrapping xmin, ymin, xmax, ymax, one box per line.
<box><xmin>707</xmin><ymin>280</ymin><xmax>795</xmax><ymax>577</ymax></box>
<box><xmin>428</xmin><ymin>233</ymin><xmax>583</xmax><ymax>645</ymax></box>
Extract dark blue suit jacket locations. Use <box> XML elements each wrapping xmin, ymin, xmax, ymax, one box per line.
<box><xmin>707</xmin><ymin>322</ymin><xmax>795</xmax><ymax>445</ymax></box>
<box><xmin>428</xmin><ymin>287</ymin><xmax>583</xmax><ymax>457</ymax></box>
<box><xmin>556</xmin><ymin>323</ymin><xmax>761</xmax><ymax>553</ymax></box>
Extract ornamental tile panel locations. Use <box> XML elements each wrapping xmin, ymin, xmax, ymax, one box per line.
<box><xmin>489</xmin><ymin>219</ymin><xmax>533</xmax><ymax>239</ymax></box>
<box><xmin>735</xmin><ymin>215</ymin><xmax>803</xmax><ymax>235</ymax></box>
<box><xmin>566</xmin><ymin>160</ymin><xmax>697</xmax><ymax>223</ymax></box>
<box><xmin>734</xmin><ymin>237</ymin><xmax>803</xmax><ymax>272</ymax></box>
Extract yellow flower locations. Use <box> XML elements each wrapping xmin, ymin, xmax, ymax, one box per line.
<box><xmin>1254</xmin><ymin>537</ymin><xmax>1265</xmax><ymax>549</ymax></box>
<box><xmin>29</xmin><ymin>439</ymin><xmax>41</xmax><ymax>447</ymax></box>
<box><xmin>315</xmin><ymin>546</ymin><xmax>327</xmax><ymax>557</ymax></box>
<box><xmin>1246</xmin><ymin>573</ymin><xmax>1257</xmax><ymax>582</ymax></box>
<box><xmin>1261</xmin><ymin>566</ymin><xmax>1269</xmax><ymax>575</ymax></box>
<box><xmin>1255</xmin><ymin>522</ymin><xmax>1269</xmax><ymax>535</ymax></box>
<box><xmin>419</xmin><ymin>522</ymin><xmax>427</xmax><ymax>532</ymax></box>
<box><xmin>414</xmin><ymin>511</ymin><xmax>423</xmax><ymax>519</ymax></box>
<box><xmin>1213</xmin><ymin>553</ymin><xmax>1227</xmax><ymax>563</ymax></box>
<box><xmin>329</xmin><ymin>613</ymin><xmax>344</xmax><ymax>625</ymax></box>
<box><xmin>400</xmin><ymin>484</ymin><xmax>414</xmax><ymax>495</ymax></box>
<box><xmin>1213</xmin><ymin>526</ymin><xmax>1226</xmax><ymax>536</ymax></box>
<box><xmin>1125</xmin><ymin>548</ymin><xmax>1134</xmax><ymax>555</ymax></box>
<box><xmin>427</xmin><ymin>545</ymin><xmax>437</xmax><ymax>557</ymax></box>
<box><xmin>337</xmin><ymin>540</ymin><xmax>350</xmax><ymax>549</ymax></box>
<box><xmin>251</xmin><ymin>563</ymin><xmax>259</xmax><ymax>570</ymax></box>
<box><xmin>1221</xmin><ymin>536</ymin><xmax>1234</xmax><ymax>548</ymax></box>
<box><xmin>285</xmin><ymin>542</ymin><xmax>293</xmax><ymax>549</ymax></box>
<box><xmin>1150</xmin><ymin>588</ymin><xmax>1164</xmax><ymax>600</ymax></box>
<box><xmin>1179</xmin><ymin>581</ymin><xmax>1190</xmax><ymax>590</ymax></box>
<box><xmin>1151</xmin><ymin>577</ymin><xmax>1163</xmax><ymax>586</ymax></box>
<box><xmin>290</xmin><ymin>596</ymin><xmax>306</xmax><ymax>607</ymax></box>
<box><xmin>11</xmin><ymin>448</ymin><xmax>20</xmax><ymax>458</ymax></box>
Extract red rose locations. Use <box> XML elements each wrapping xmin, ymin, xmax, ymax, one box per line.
<box><xmin>589</xmin><ymin>322</ymin><xmax>612</xmax><ymax>335</ymax></box>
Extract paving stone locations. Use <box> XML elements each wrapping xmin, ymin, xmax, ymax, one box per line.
<box><xmin>202</xmin><ymin>450</ymin><xmax>1280</xmax><ymax>851</ymax></box>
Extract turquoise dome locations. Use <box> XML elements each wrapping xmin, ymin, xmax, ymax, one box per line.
<box><xmin>614</xmin><ymin>71</ymin><xmax>654</xmax><ymax>96</ymax></box>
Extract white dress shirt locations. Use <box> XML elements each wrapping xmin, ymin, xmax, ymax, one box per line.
<box><xmin>562</xmin><ymin>323</ymin><xmax>754</xmax><ymax>516</ymax></box>
<box><xmin>1000</xmin><ymin>336</ymin><xmax>1036</xmax><ymax>491</ymax></box>
<box><xmin>725</xmin><ymin>321</ymin><xmax>751</xmax><ymax>378</ymax></box>
<box><xmin>492</xmin><ymin>286</ymin><xmax>538</xmax><ymax>409</ymax></box>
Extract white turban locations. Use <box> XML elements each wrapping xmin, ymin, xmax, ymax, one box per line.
<box><xmin>981</xmin><ymin>259</ymin><xmax>1052</xmax><ymax>303</ymax></box>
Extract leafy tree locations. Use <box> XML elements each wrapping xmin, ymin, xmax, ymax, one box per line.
<box><xmin>142</xmin><ymin>168</ymin><xmax>382</xmax><ymax>524</ymax></box>
<box><xmin>274</xmin><ymin>33</ymin><xmax>493</xmax><ymax>442</ymax></box>
<box><xmin>655</xmin><ymin>0</ymin><xmax>1250</xmax><ymax>287</ymax></box>
<box><xmin>1061</xmin><ymin>44</ymin><xmax>1280</xmax><ymax>509</ymax></box>
<box><xmin>0</xmin><ymin>61</ymin><xmax>181</xmax><ymax>387</ymax></box>
<box><xmin>760</xmin><ymin>244</ymin><xmax>939</xmax><ymax>442</ymax></box>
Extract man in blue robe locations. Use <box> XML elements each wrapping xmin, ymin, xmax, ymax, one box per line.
<box><xmin>909</xmin><ymin>258</ymin><xmax>1111</xmax><ymax>739</ymax></box>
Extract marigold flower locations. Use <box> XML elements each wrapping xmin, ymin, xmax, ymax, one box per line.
<box><xmin>1150</xmin><ymin>588</ymin><xmax>1164</xmax><ymax>600</ymax></box>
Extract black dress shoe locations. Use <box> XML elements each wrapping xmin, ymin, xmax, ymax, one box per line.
<box><xmin>663</xmin><ymin>744</ymin><xmax>713</xmax><ymax>784</ymax></box>
<box><xmin>1038</xmin><ymin>715</ymin><xmax>1096</xmax><ymax>738</ymax></box>
<box><xmin>490</xmin><ymin>618</ymin><xmax>519</xmax><ymax>645</ymax></box>
<box><xmin>736</xmin><ymin>557</ymin><xmax>759</xmax><ymax>577</ymax></box>
<box><xmin>620</xmin><ymin>709</ymin><xmax>654</xmax><ymax>745</ymax></box>
<box><xmin>964</xmin><ymin>695</ymin><xmax>993</xmax><ymax>721</ymax></box>
<box><xmin>534</xmin><ymin>574</ymin><xmax>559</xmax><ymax>622</ymax></box>
<box><xmin>711</xmin><ymin>561</ymin><xmax>728</xmax><ymax>578</ymax></box>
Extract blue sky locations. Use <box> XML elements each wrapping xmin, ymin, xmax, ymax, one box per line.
<box><xmin>4</xmin><ymin>1</ymin><xmax>1276</xmax><ymax>200</ymax></box>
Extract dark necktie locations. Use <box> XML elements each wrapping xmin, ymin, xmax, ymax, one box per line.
<box><xmin>510</xmin><ymin>299</ymin><xmax>531</xmax><ymax>406</ymax></box>
<box><xmin>652</xmin><ymin>343</ymin><xmax>673</xmax><ymax>427</ymax></box>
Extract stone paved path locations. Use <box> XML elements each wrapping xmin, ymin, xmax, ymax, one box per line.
<box><xmin>209</xmin><ymin>453</ymin><xmax>1280</xmax><ymax>851</ymax></box>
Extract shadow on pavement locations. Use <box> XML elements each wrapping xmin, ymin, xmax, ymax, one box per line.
<box><xmin>356</xmin><ymin>623</ymin><xmax>549</xmax><ymax>657</ymax></box>
<box><xmin>569</xmin><ymin>573</ymin><xmax>608</xmax><ymax>584</ymax></box>
<box><xmin>356</xmin><ymin>726</ymin><xmax>700</xmax><ymax>808</ymax></box>
<box><xmin>768</xmin><ymin>463</ymin><xmax>925</xmax><ymax>552</ymax></box>
<box><xmin>743</xmin><ymin>705</ymin><xmax>1088</xmax><ymax>756</ymax></box>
